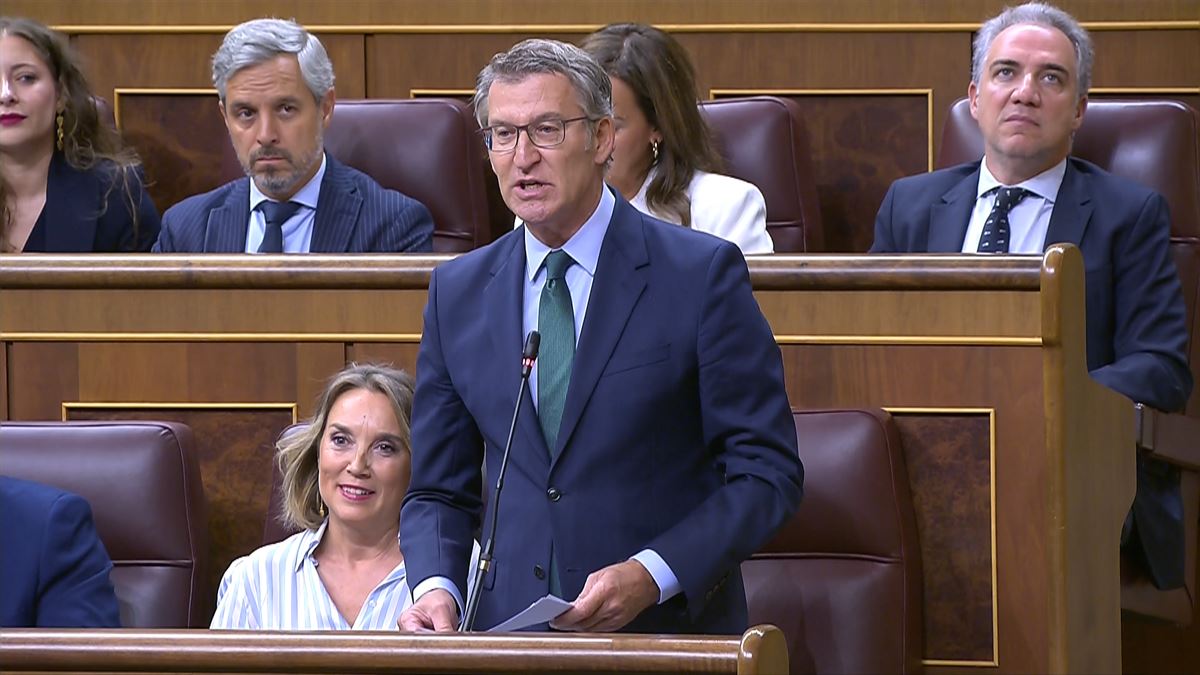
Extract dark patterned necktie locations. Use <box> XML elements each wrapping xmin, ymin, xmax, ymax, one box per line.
<box><xmin>977</xmin><ymin>187</ymin><xmax>1029</xmax><ymax>253</ymax></box>
<box><xmin>257</xmin><ymin>200</ymin><xmax>302</xmax><ymax>253</ymax></box>
<box><xmin>537</xmin><ymin>250</ymin><xmax>576</xmax><ymax>454</ymax></box>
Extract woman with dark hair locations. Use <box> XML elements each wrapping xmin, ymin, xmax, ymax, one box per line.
<box><xmin>581</xmin><ymin>23</ymin><xmax>773</xmax><ymax>254</ymax></box>
<box><xmin>0</xmin><ymin>17</ymin><xmax>159</xmax><ymax>252</ymax></box>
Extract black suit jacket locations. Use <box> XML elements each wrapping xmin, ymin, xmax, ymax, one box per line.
<box><xmin>153</xmin><ymin>155</ymin><xmax>434</xmax><ymax>252</ymax></box>
<box><xmin>872</xmin><ymin>157</ymin><xmax>1194</xmax><ymax>588</ymax></box>
<box><xmin>25</xmin><ymin>153</ymin><xmax>160</xmax><ymax>252</ymax></box>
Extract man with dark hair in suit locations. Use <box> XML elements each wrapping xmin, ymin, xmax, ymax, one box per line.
<box><xmin>871</xmin><ymin>2</ymin><xmax>1192</xmax><ymax>590</ymax></box>
<box><xmin>0</xmin><ymin>476</ymin><xmax>121</xmax><ymax>627</ymax></box>
<box><xmin>153</xmin><ymin>18</ymin><xmax>434</xmax><ymax>253</ymax></box>
<box><xmin>397</xmin><ymin>38</ymin><xmax>803</xmax><ymax>634</ymax></box>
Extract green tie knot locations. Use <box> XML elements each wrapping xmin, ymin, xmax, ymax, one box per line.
<box><xmin>545</xmin><ymin>249</ymin><xmax>574</xmax><ymax>283</ymax></box>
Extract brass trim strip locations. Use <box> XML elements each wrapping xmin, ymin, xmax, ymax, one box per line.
<box><xmin>773</xmin><ymin>335</ymin><xmax>1041</xmax><ymax>346</ymax></box>
<box><xmin>1090</xmin><ymin>86</ymin><xmax>1200</xmax><ymax>94</ymax></box>
<box><xmin>1</xmin><ymin>332</ymin><xmax>422</xmax><ymax>342</ymax></box>
<box><xmin>62</xmin><ymin>401</ymin><xmax>299</xmax><ymax>424</ymax></box>
<box><xmin>711</xmin><ymin>88</ymin><xmax>935</xmax><ymax>173</ymax></box>
<box><xmin>887</xmin><ymin>407</ymin><xmax>1001</xmax><ymax>668</ymax></box>
<box><xmin>50</xmin><ymin>21</ymin><xmax>1200</xmax><ymax>35</ymax></box>
<box><xmin>0</xmin><ymin>332</ymin><xmax>1036</xmax><ymax>346</ymax></box>
<box><xmin>112</xmin><ymin>87</ymin><xmax>217</xmax><ymax>129</ymax></box>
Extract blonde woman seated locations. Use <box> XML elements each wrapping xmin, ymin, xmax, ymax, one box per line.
<box><xmin>213</xmin><ymin>364</ymin><xmax>439</xmax><ymax>630</ymax></box>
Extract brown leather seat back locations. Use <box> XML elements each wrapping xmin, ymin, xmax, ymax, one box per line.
<box><xmin>743</xmin><ymin>408</ymin><xmax>922</xmax><ymax>674</ymax></box>
<box><xmin>699</xmin><ymin>96</ymin><xmax>824</xmax><ymax>252</ymax></box>
<box><xmin>0</xmin><ymin>421</ymin><xmax>210</xmax><ymax>628</ymax></box>
<box><xmin>323</xmin><ymin>98</ymin><xmax>493</xmax><ymax>252</ymax></box>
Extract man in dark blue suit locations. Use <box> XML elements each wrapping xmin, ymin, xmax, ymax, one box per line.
<box><xmin>871</xmin><ymin>3</ymin><xmax>1192</xmax><ymax>589</ymax></box>
<box><xmin>0</xmin><ymin>476</ymin><xmax>121</xmax><ymax>627</ymax></box>
<box><xmin>153</xmin><ymin>19</ymin><xmax>433</xmax><ymax>253</ymax></box>
<box><xmin>398</xmin><ymin>39</ymin><xmax>803</xmax><ymax>634</ymax></box>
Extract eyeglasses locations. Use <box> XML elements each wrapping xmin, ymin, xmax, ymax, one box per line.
<box><xmin>481</xmin><ymin>116</ymin><xmax>594</xmax><ymax>153</ymax></box>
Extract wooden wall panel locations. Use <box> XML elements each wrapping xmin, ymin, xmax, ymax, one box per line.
<box><xmin>10</xmin><ymin>0</ymin><xmax>1200</xmax><ymax>25</ymax></box>
<box><xmin>0</xmin><ymin>345</ymin><xmax>7</xmax><ymax>421</ymax></box>
<box><xmin>117</xmin><ymin>92</ymin><xmax>237</xmax><ymax>215</ymax></box>
<box><xmin>346</xmin><ymin>343</ymin><xmax>421</xmax><ymax>375</ymax></box>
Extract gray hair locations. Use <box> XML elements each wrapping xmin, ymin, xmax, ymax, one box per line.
<box><xmin>212</xmin><ymin>18</ymin><xmax>335</xmax><ymax>104</ymax></box>
<box><xmin>473</xmin><ymin>38</ymin><xmax>613</xmax><ymax>128</ymax></box>
<box><xmin>972</xmin><ymin>2</ymin><xmax>1093</xmax><ymax>99</ymax></box>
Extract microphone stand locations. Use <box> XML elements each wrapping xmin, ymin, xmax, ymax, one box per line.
<box><xmin>460</xmin><ymin>331</ymin><xmax>539</xmax><ymax>632</ymax></box>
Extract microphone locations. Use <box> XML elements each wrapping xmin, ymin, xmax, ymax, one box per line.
<box><xmin>460</xmin><ymin>330</ymin><xmax>539</xmax><ymax>631</ymax></box>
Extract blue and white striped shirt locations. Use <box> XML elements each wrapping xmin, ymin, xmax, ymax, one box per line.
<box><xmin>210</xmin><ymin>520</ymin><xmax>411</xmax><ymax>630</ymax></box>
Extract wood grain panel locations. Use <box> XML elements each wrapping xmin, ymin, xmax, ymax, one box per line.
<box><xmin>68</xmin><ymin>406</ymin><xmax>294</xmax><ymax>611</ymax></box>
<box><xmin>12</xmin><ymin>0</ymin><xmax>1200</xmax><ymax>25</ymax></box>
<box><xmin>294</xmin><ymin>343</ymin><xmax>349</xmax><ymax>418</ymax></box>
<box><xmin>346</xmin><ymin>343</ymin><xmax>421</xmax><ymax>375</ymax></box>
<box><xmin>896</xmin><ymin>413</ymin><xmax>993</xmax><ymax>662</ymax></box>
<box><xmin>1090</xmin><ymin>30</ymin><xmax>1200</xmax><ymax>87</ymax></box>
<box><xmin>0</xmin><ymin>345</ymin><xmax>7</xmax><ymax>421</ymax></box>
<box><xmin>7</xmin><ymin>343</ymin><xmax>80</xmax><ymax>420</ymax></box>
<box><xmin>116</xmin><ymin>92</ymin><xmax>236</xmax><ymax>216</ymax></box>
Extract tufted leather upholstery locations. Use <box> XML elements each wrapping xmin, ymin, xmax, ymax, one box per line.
<box><xmin>941</xmin><ymin>97</ymin><xmax>1200</xmax><ymax>623</ymax></box>
<box><xmin>700</xmin><ymin>96</ymin><xmax>824</xmax><ymax>252</ymax></box>
<box><xmin>0</xmin><ymin>421</ymin><xmax>211</xmax><ymax>628</ymax></box>
<box><xmin>743</xmin><ymin>408</ymin><xmax>923</xmax><ymax>674</ymax></box>
<box><xmin>323</xmin><ymin>98</ymin><xmax>495</xmax><ymax>252</ymax></box>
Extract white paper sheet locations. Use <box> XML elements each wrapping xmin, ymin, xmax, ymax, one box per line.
<box><xmin>486</xmin><ymin>594</ymin><xmax>573</xmax><ymax>632</ymax></box>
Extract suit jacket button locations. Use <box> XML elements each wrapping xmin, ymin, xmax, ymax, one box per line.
<box><xmin>534</xmin><ymin>565</ymin><xmax>546</xmax><ymax>580</ymax></box>
<box><xmin>547</xmin><ymin>487</ymin><xmax>562</xmax><ymax>502</ymax></box>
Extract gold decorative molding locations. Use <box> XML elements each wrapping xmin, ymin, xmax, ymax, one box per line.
<box><xmin>50</xmin><ymin>21</ymin><xmax>1200</xmax><ymax>35</ymax></box>
<box><xmin>62</xmin><ymin>401</ymin><xmax>299</xmax><ymax>424</ymax></box>
<box><xmin>2</xmin><ymin>332</ymin><xmax>422</xmax><ymax>342</ymax></box>
<box><xmin>710</xmin><ymin>88</ymin><xmax>936</xmax><ymax>172</ymax></box>
<box><xmin>1089</xmin><ymin>86</ymin><xmax>1200</xmax><ymax>95</ymax></box>
<box><xmin>773</xmin><ymin>335</ymin><xmax>1040</xmax><ymax>346</ymax></box>
<box><xmin>112</xmin><ymin>87</ymin><xmax>218</xmax><ymax>129</ymax></box>
<box><xmin>886</xmin><ymin>407</ymin><xmax>1000</xmax><ymax>668</ymax></box>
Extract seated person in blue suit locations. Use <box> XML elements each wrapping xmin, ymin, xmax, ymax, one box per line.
<box><xmin>870</xmin><ymin>2</ymin><xmax>1193</xmax><ymax>590</ymax></box>
<box><xmin>398</xmin><ymin>39</ymin><xmax>803</xmax><ymax>634</ymax></box>
<box><xmin>0</xmin><ymin>17</ymin><xmax>159</xmax><ymax>252</ymax></box>
<box><xmin>0</xmin><ymin>475</ymin><xmax>121</xmax><ymax>627</ymax></box>
<box><xmin>153</xmin><ymin>19</ymin><xmax>434</xmax><ymax>253</ymax></box>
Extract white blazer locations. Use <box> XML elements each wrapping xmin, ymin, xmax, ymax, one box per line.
<box><xmin>630</xmin><ymin>169</ymin><xmax>773</xmax><ymax>255</ymax></box>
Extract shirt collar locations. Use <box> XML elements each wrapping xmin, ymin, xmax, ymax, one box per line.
<box><xmin>295</xmin><ymin>517</ymin><xmax>406</xmax><ymax>573</ymax></box>
<box><xmin>977</xmin><ymin>156</ymin><xmax>1067</xmax><ymax>203</ymax></box>
<box><xmin>250</xmin><ymin>152</ymin><xmax>327</xmax><ymax>212</ymax></box>
<box><xmin>524</xmin><ymin>183</ymin><xmax>615</xmax><ymax>282</ymax></box>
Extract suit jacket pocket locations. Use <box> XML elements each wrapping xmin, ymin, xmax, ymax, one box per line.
<box><xmin>602</xmin><ymin>343</ymin><xmax>671</xmax><ymax>378</ymax></box>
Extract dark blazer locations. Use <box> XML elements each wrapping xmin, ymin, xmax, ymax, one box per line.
<box><xmin>0</xmin><ymin>476</ymin><xmax>121</xmax><ymax>628</ymax></box>
<box><xmin>400</xmin><ymin>193</ymin><xmax>804</xmax><ymax>633</ymax></box>
<box><xmin>872</xmin><ymin>157</ymin><xmax>1194</xmax><ymax>588</ymax></box>
<box><xmin>24</xmin><ymin>152</ymin><xmax>160</xmax><ymax>252</ymax></box>
<box><xmin>153</xmin><ymin>155</ymin><xmax>434</xmax><ymax>252</ymax></box>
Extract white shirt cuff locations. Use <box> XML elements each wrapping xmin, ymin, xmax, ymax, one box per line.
<box><xmin>631</xmin><ymin>549</ymin><xmax>681</xmax><ymax>604</ymax></box>
<box><xmin>411</xmin><ymin>576</ymin><xmax>465</xmax><ymax>617</ymax></box>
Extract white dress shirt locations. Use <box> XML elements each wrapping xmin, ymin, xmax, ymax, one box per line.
<box><xmin>210</xmin><ymin>519</ymin><xmax>412</xmax><ymax>630</ymax></box>
<box><xmin>962</xmin><ymin>158</ymin><xmax>1067</xmax><ymax>253</ymax></box>
<box><xmin>245</xmin><ymin>154</ymin><xmax>326</xmax><ymax>253</ymax></box>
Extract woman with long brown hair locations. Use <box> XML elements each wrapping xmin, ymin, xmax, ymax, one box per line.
<box><xmin>581</xmin><ymin>23</ymin><xmax>773</xmax><ymax>254</ymax></box>
<box><xmin>0</xmin><ymin>17</ymin><xmax>158</xmax><ymax>252</ymax></box>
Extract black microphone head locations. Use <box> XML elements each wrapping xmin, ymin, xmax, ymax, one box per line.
<box><xmin>523</xmin><ymin>331</ymin><xmax>540</xmax><ymax>360</ymax></box>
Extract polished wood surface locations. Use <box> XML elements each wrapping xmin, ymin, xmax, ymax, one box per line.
<box><xmin>0</xmin><ymin>250</ymin><xmax>1133</xmax><ymax>673</ymax></box>
<box><xmin>0</xmin><ymin>624</ymin><xmax>789</xmax><ymax>674</ymax></box>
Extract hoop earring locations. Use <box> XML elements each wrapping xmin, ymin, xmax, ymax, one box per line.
<box><xmin>651</xmin><ymin>139</ymin><xmax>660</xmax><ymax>163</ymax></box>
<box><xmin>56</xmin><ymin>113</ymin><xmax>64</xmax><ymax>151</ymax></box>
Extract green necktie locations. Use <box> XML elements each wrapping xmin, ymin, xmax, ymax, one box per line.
<box><xmin>538</xmin><ymin>250</ymin><xmax>576</xmax><ymax>455</ymax></box>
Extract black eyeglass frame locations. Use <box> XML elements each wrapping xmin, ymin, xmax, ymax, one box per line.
<box><xmin>479</xmin><ymin>115</ymin><xmax>596</xmax><ymax>152</ymax></box>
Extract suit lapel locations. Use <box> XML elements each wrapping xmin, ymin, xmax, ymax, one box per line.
<box><xmin>310</xmin><ymin>158</ymin><xmax>362</xmax><ymax>253</ymax></box>
<box><xmin>551</xmin><ymin>199</ymin><xmax>648</xmax><ymax>470</ymax></box>
<box><xmin>204</xmin><ymin>179</ymin><xmax>251</xmax><ymax>252</ymax></box>
<box><xmin>485</xmin><ymin>232</ymin><xmax>551</xmax><ymax>464</ymax></box>
<box><xmin>927</xmin><ymin>168</ymin><xmax>980</xmax><ymax>252</ymax></box>
<box><xmin>43</xmin><ymin>154</ymin><xmax>98</xmax><ymax>252</ymax></box>
<box><xmin>1043</xmin><ymin>159</ymin><xmax>1093</xmax><ymax>249</ymax></box>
